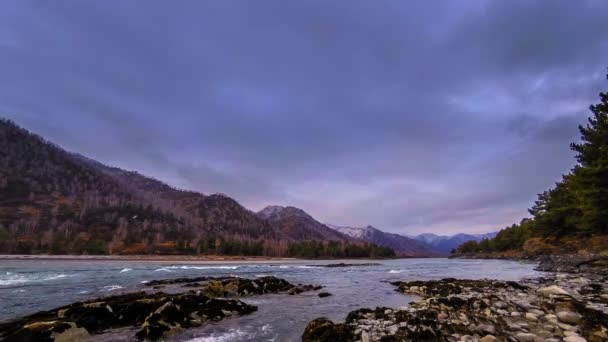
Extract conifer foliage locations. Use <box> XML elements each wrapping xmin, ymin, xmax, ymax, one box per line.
<box><xmin>456</xmin><ymin>71</ymin><xmax>608</xmax><ymax>254</ymax></box>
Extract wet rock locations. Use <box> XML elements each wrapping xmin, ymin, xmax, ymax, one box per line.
<box><xmin>149</xmin><ymin>276</ymin><xmax>321</xmax><ymax>298</ymax></box>
<box><xmin>0</xmin><ymin>321</ymin><xmax>73</xmax><ymax>342</ymax></box>
<box><xmin>302</xmin><ymin>318</ymin><xmax>354</xmax><ymax>342</ymax></box>
<box><xmin>53</xmin><ymin>325</ymin><xmax>90</xmax><ymax>342</ymax></box>
<box><xmin>318</xmin><ymin>292</ymin><xmax>332</xmax><ymax>298</ymax></box>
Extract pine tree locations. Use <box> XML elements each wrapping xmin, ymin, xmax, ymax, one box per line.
<box><xmin>569</xmin><ymin>72</ymin><xmax>608</xmax><ymax>234</ymax></box>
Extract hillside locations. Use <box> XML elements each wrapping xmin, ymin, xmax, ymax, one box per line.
<box><xmin>0</xmin><ymin>119</ymin><xmax>286</xmax><ymax>255</ymax></box>
<box><xmin>0</xmin><ymin>119</ymin><xmax>393</xmax><ymax>257</ymax></box>
<box><xmin>328</xmin><ymin>224</ymin><xmax>443</xmax><ymax>257</ymax></box>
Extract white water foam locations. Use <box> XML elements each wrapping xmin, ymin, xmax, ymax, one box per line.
<box><xmin>44</xmin><ymin>274</ymin><xmax>68</xmax><ymax>280</ymax></box>
<box><xmin>276</xmin><ymin>265</ymin><xmax>319</xmax><ymax>269</ymax></box>
<box><xmin>154</xmin><ymin>265</ymin><xmax>239</xmax><ymax>272</ymax></box>
<box><xmin>119</xmin><ymin>268</ymin><xmax>132</xmax><ymax>273</ymax></box>
<box><xmin>388</xmin><ymin>269</ymin><xmax>404</xmax><ymax>274</ymax></box>
<box><xmin>184</xmin><ymin>328</ymin><xmax>249</xmax><ymax>342</ymax></box>
<box><xmin>0</xmin><ymin>272</ymin><xmax>72</xmax><ymax>286</ymax></box>
<box><xmin>102</xmin><ymin>285</ymin><xmax>124</xmax><ymax>291</ymax></box>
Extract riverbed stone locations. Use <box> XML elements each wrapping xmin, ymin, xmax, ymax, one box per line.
<box><xmin>557</xmin><ymin>311</ymin><xmax>582</xmax><ymax>325</ymax></box>
<box><xmin>480</xmin><ymin>335</ymin><xmax>497</xmax><ymax>342</ymax></box>
<box><xmin>525</xmin><ymin>312</ymin><xmax>539</xmax><ymax>321</ymax></box>
<box><xmin>564</xmin><ymin>336</ymin><xmax>587</xmax><ymax>342</ymax></box>
<box><xmin>303</xmin><ymin>273</ymin><xmax>608</xmax><ymax>342</ymax></box>
<box><xmin>515</xmin><ymin>332</ymin><xmax>537</xmax><ymax>341</ymax></box>
<box><xmin>537</xmin><ymin>285</ymin><xmax>570</xmax><ymax>297</ymax></box>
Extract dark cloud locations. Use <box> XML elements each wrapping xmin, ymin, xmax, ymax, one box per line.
<box><xmin>1</xmin><ymin>0</ymin><xmax>607</xmax><ymax>234</ymax></box>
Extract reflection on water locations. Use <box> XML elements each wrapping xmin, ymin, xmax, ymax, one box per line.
<box><xmin>0</xmin><ymin>258</ymin><xmax>542</xmax><ymax>341</ymax></box>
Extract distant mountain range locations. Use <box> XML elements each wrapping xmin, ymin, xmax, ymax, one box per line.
<box><xmin>413</xmin><ymin>232</ymin><xmax>498</xmax><ymax>253</ymax></box>
<box><xmin>327</xmin><ymin>225</ymin><xmax>443</xmax><ymax>257</ymax></box>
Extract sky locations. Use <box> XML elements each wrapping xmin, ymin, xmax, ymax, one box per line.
<box><xmin>1</xmin><ymin>1</ymin><xmax>607</xmax><ymax>235</ymax></box>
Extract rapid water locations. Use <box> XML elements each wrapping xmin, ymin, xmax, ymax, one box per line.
<box><xmin>0</xmin><ymin>258</ymin><xmax>542</xmax><ymax>341</ymax></box>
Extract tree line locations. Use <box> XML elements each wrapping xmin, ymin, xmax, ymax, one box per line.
<box><xmin>455</xmin><ymin>71</ymin><xmax>608</xmax><ymax>255</ymax></box>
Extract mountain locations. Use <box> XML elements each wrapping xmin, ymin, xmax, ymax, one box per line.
<box><xmin>257</xmin><ymin>206</ymin><xmax>350</xmax><ymax>241</ymax></box>
<box><xmin>0</xmin><ymin>119</ymin><xmax>286</xmax><ymax>255</ymax></box>
<box><xmin>414</xmin><ymin>232</ymin><xmax>498</xmax><ymax>253</ymax></box>
<box><xmin>0</xmin><ymin>119</ymin><xmax>396</xmax><ymax>258</ymax></box>
<box><xmin>328</xmin><ymin>224</ymin><xmax>443</xmax><ymax>257</ymax></box>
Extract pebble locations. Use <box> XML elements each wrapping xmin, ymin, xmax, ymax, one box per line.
<box><xmin>515</xmin><ymin>332</ymin><xmax>537</xmax><ymax>341</ymax></box>
<box><xmin>537</xmin><ymin>285</ymin><xmax>570</xmax><ymax>297</ymax></box>
<box><xmin>525</xmin><ymin>312</ymin><xmax>538</xmax><ymax>321</ymax></box>
<box><xmin>563</xmin><ymin>336</ymin><xmax>587</xmax><ymax>342</ymax></box>
<box><xmin>480</xmin><ymin>335</ymin><xmax>497</xmax><ymax>342</ymax></box>
<box><xmin>528</xmin><ymin>309</ymin><xmax>545</xmax><ymax>316</ymax></box>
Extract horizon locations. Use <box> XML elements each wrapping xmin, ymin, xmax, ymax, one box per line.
<box><xmin>2</xmin><ymin>1</ymin><xmax>608</xmax><ymax>235</ymax></box>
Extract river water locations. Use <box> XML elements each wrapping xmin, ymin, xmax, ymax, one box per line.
<box><xmin>0</xmin><ymin>258</ymin><xmax>543</xmax><ymax>341</ymax></box>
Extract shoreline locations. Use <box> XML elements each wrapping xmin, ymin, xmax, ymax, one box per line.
<box><xmin>0</xmin><ymin>254</ymin><xmax>442</xmax><ymax>264</ymax></box>
<box><xmin>304</xmin><ymin>271</ymin><xmax>608</xmax><ymax>341</ymax></box>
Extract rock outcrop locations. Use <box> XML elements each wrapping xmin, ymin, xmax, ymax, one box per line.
<box><xmin>0</xmin><ymin>291</ymin><xmax>256</xmax><ymax>341</ymax></box>
<box><xmin>535</xmin><ymin>254</ymin><xmax>608</xmax><ymax>275</ymax></box>
<box><xmin>146</xmin><ymin>275</ymin><xmax>323</xmax><ymax>296</ymax></box>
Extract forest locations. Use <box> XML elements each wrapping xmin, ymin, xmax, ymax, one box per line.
<box><xmin>455</xmin><ymin>73</ymin><xmax>608</xmax><ymax>256</ymax></box>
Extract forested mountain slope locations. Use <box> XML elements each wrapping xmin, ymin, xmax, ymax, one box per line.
<box><xmin>0</xmin><ymin>119</ymin><xmax>396</xmax><ymax>257</ymax></box>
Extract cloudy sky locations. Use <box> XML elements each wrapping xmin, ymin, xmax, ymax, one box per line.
<box><xmin>1</xmin><ymin>1</ymin><xmax>607</xmax><ymax>235</ymax></box>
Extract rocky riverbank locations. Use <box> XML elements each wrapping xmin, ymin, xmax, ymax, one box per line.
<box><xmin>303</xmin><ymin>274</ymin><xmax>608</xmax><ymax>341</ymax></box>
<box><xmin>453</xmin><ymin>253</ymin><xmax>608</xmax><ymax>277</ymax></box>
<box><xmin>0</xmin><ymin>276</ymin><xmax>321</xmax><ymax>341</ymax></box>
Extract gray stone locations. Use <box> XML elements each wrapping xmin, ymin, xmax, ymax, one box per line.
<box><xmin>478</xmin><ymin>324</ymin><xmax>495</xmax><ymax>334</ymax></box>
<box><xmin>528</xmin><ymin>309</ymin><xmax>545</xmax><ymax>316</ymax></box>
<box><xmin>537</xmin><ymin>285</ymin><xmax>570</xmax><ymax>297</ymax></box>
<box><xmin>557</xmin><ymin>311</ymin><xmax>582</xmax><ymax>325</ymax></box>
<box><xmin>515</xmin><ymin>332</ymin><xmax>537</xmax><ymax>342</ymax></box>
<box><xmin>563</xmin><ymin>336</ymin><xmax>587</xmax><ymax>342</ymax></box>
<box><xmin>525</xmin><ymin>312</ymin><xmax>538</xmax><ymax>321</ymax></box>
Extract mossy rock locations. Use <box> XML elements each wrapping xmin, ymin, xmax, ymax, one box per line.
<box><xmin>302</xmin><ymin>318</ymin><xmax>354</xmax><ymax>342</ymax></box>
